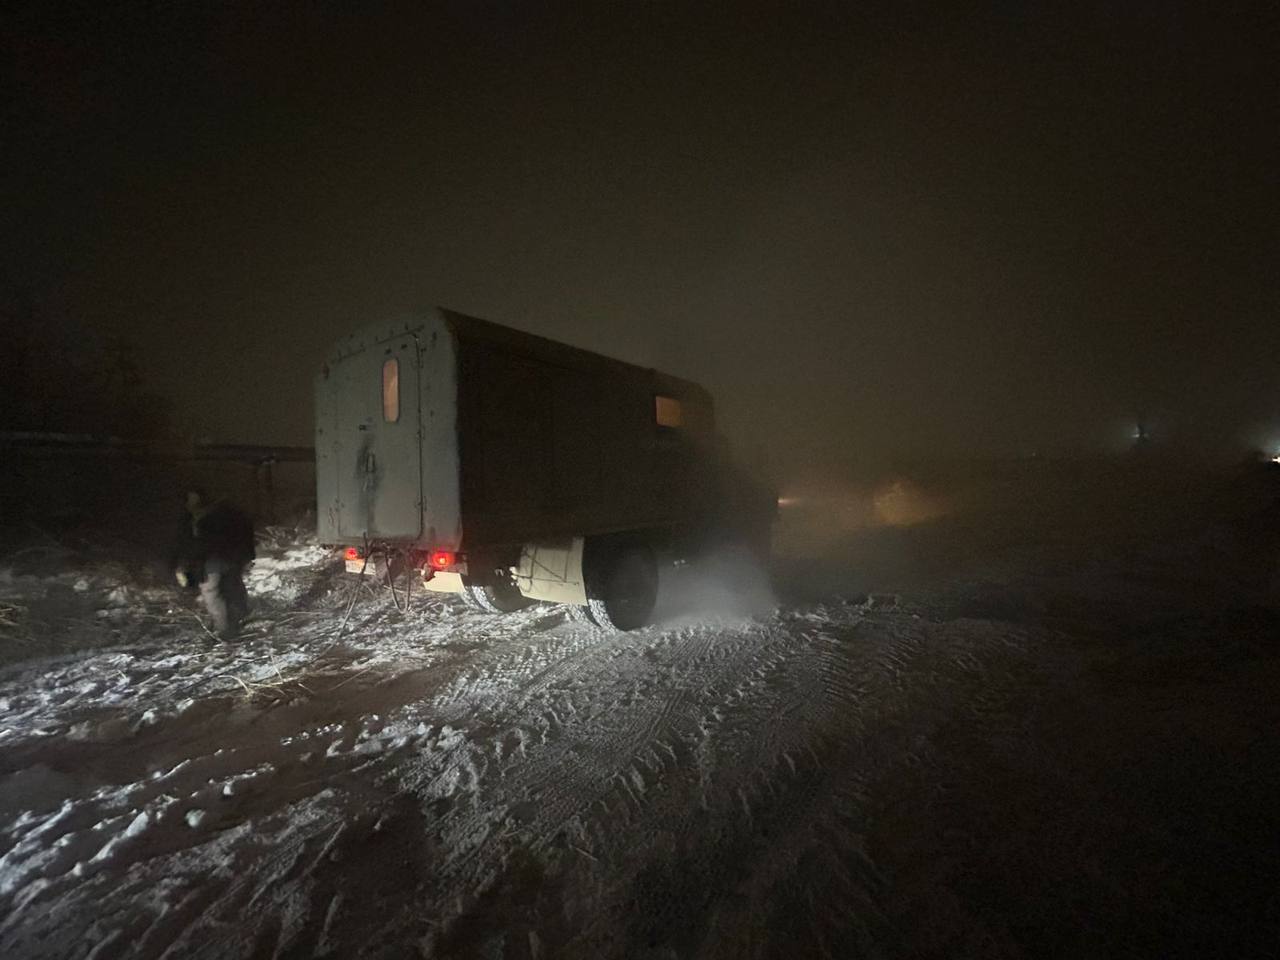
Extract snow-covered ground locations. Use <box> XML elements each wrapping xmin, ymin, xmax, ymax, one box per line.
<box><xmin>1</xmin><ymin>463</ymin><xmax>1278</xmax><ymax>958</ymax></box>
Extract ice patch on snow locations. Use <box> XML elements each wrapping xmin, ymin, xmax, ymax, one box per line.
<box><xmin>90</xmin><ymin>810</ymin><xmax>150</xmax><ymax>863</ymax></box>
<box><xmin>220</xmin><ymin>763</ymin><xmax>275</xmax><ymax>797</ymax></box>
<box><xmin>246</xmin><ymin>546</ymin><xmax>332</xmax><ymax>601</ymax></box>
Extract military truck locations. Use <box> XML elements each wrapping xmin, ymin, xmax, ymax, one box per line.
<box><xmin>315</xmin><ymin>308</ymin><xmax>773</xmax><ymax>630</ymax></box>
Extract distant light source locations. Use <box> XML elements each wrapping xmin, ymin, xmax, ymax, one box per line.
<box><xmin>344</xmin><ymin>546</ymin><xmax>361</xmax><ymax>561</ymax></box>
<box><xmin>1272</xmin><ymin>452</ymin><xmax>1280</xmax><ymax>465</ymax></box>
<box><xmin>428</xmin><ymin>550</ymin><xmax>455</xmax><ymax>570</ymax></box>
<box><xmin>872</xmin><ymin>480</ymin><xmax>949</xmax><ymax>527</ymax></box>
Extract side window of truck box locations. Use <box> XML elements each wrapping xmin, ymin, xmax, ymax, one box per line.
<box><xmin>382</xmin><ymin>358</ymin><xmax>399</xmax><ymax>423</ymax></box>
<box><xmin>655</xmin><ymin>395</ymin><xmax>683</xmax><ymax>429</ymax></box>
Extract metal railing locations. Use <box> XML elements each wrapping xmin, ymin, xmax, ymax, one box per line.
<box><xmin>0</xmin><ymin>432</ymin><xmax>314</xmax><ymax>464</ymax></box>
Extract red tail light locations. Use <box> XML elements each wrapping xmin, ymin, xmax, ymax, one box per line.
<box><xmin>344</xmin><ymin>546</ymin><xmax>361</xmax><ymax>561</ymax></box>
<box><xmin>428</xmin><ymin>550</ymin><xmax>455</xmax><ymax>570</ymax></box>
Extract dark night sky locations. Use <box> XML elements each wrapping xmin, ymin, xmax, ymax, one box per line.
<box><xmin>4</xmin><ymin>1</ymin><xmax>1278</xmax><ymax>469</ymax></box>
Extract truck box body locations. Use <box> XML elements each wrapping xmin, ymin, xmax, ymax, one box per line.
<box><xmin>315</xmin><ymin>309</ymin><xmax>719</xmax><ymax>556</ymax></box>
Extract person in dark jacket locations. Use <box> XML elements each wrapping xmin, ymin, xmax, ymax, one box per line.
<box><xmin>170</xmin><ymin>489</ymin><xmax>255</xmax><ymax>638</ymax></box>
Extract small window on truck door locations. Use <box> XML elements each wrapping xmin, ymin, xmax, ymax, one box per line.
<box><xmin>655</xmin><ymin>395</ymin><xmax>683</xmax><ymax>428</ymax></box>
<box><xmin>382</xmin><ymin>358</ymin><xmax>399</xmax><ymax>422</ymax></box>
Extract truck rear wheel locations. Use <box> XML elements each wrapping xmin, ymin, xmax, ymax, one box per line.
<box><xmin>586</xmin><ymin>545</ymin><xmax>658</xmax><ymax>631</ymax></box>
<box><xmin>462</xmin><ymin>578</ymin><xmax>532</xmax><ymax>614</ymax></box>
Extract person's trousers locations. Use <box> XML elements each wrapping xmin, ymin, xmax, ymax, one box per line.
<box><xmin>199</xmin><ymin>558</ymin><xmax>249</xmax><ymax>638</ymax></box>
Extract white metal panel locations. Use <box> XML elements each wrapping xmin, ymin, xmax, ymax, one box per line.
<box><xmin>512</xmin><ymin>537</ymin><xmax>587</xmax><ymax>605</ymax></box>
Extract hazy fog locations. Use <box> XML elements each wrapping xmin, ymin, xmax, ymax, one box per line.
<box><xmin>6</xmin><ymin>3</ymin><xmax>1277</xmax><ymax>470</ymax></box>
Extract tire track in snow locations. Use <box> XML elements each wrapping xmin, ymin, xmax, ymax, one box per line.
<box><xmin>1</xmin><ymin>589</ymin><xmax>1056</xmax><ymax>960</ymax></box>
<box><xmin>405</xmin><ymin>610</ymin><xmax>859</xmax><ymax>944</ymax></box>
<box><xmin>558</xmin><ymin>613</ymin><xmax>1008</xmax><ymax>958</ymax></box>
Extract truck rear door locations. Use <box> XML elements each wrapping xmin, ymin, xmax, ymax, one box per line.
<box><xmin>335</xmin><ymin>335</ymin><xmax>423</xmax><ymax>540</ymax></box>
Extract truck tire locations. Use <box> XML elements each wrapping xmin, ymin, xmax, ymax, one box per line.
<box><xmin>585</xmin><ymin>544</ymin><xmax>658</xmax><ymax>631</ymax></box>
<box><xmin>462</xmin><ymin>578</ymin><xmax>532</xmax><ymax>614</ymax></box>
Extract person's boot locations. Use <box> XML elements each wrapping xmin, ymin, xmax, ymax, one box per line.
<box><xmin>200</xmin><ymin>570</ymin><xmax>236</xmax><ymax>638</ymax></box>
